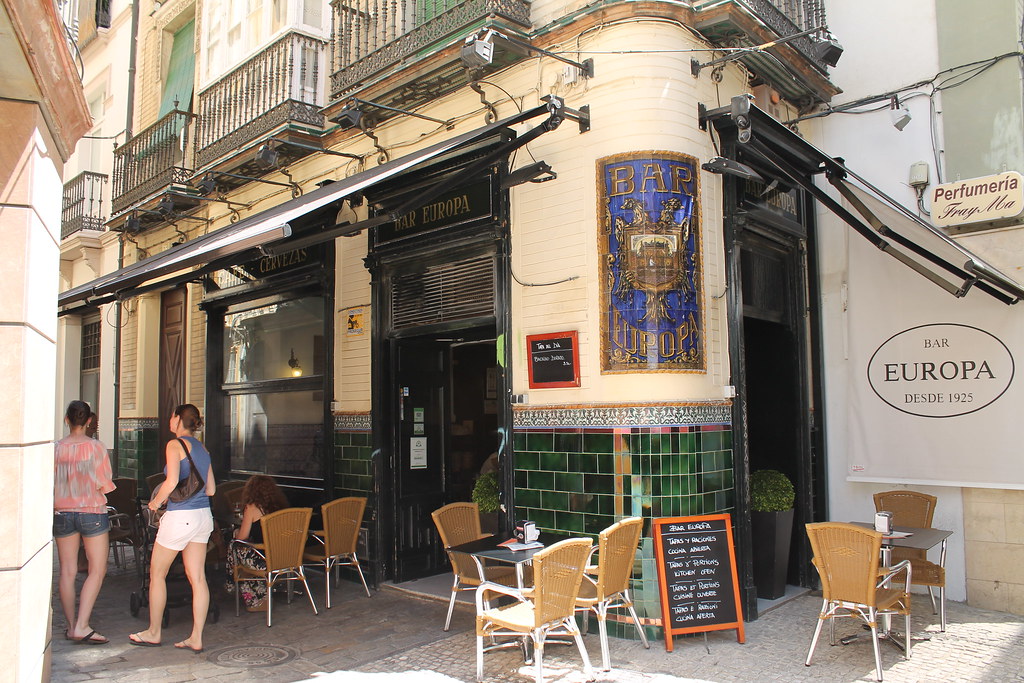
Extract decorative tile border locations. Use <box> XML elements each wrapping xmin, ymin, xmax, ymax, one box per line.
<box><xmin>513</xmin><ymin>402</ymin><xmax>731</xmax><ymax>429</ymax></box>
<box><xmin>118</xmin><ymin>417</ymin><xmax>159</xmax><ymax>430</ymax></box>
<box><xmin>334</xmin><ymin>412</ymin><xmax>371</xmax><ymax>431</ymax></box>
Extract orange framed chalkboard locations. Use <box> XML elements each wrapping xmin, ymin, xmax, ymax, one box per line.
<box><xmin>652</xmin><ymin>514</ymin><xmax>745</xmax><ymax>650</ymax></box>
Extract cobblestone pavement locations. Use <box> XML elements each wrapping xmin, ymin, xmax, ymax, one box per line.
<box><xmin>51</xmin><ymin>558</ymin><xmax>1024</xmax><ymax>682</ymax></box>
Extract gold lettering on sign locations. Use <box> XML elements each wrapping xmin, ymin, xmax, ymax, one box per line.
<box><xmin>259</xmin><ymin>248</ymin><xmax>308</xmax><ymax>273</ymax></box>
<box><xmin>421</xmin><ymin>194</ymin><xmax>472</xmax><ymax>224</ymax></box>
<box><xmin>607</xmin><ymin>162</ymin><xmax>695</xmax><ymax>198</ymax></box>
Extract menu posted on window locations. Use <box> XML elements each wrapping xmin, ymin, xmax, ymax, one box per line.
<box><xmin>653</xmin><ymin>514</ymin><xmax>745</xmax><ymax>650</ymax></box>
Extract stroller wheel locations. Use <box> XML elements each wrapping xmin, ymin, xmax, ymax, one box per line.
<box><xmin>130</xmin><ymin>592</ymin><xmax>141</xmax><ymax>617</ymax></box>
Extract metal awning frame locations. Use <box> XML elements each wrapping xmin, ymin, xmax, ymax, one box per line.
<box><xmin>701</xmin><ymin>95</ymin><xmax>1024</xmax><ymax>305</ymax></box>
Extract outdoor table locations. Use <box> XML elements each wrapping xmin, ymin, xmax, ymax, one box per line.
<box><xmin>847</xmin><ymin>522</ymin><xmax>953</xmax><ymax>649</ymax></box>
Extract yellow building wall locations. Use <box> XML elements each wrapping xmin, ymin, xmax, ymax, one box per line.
<box><xmin>964</xmin><ymin>488</ymin><xmax>1024</xmax><ymax>615</ymax></box>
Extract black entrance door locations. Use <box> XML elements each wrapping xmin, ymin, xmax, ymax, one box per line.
<box><xmin>391</xmin><ymin>338</ymin><xmax>448</xmax><ymax>582</ymax></box>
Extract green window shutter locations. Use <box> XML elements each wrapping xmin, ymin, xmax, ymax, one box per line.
<box><xmin>159</xmin><ymin>20</ymin><xmax>196</xmax><ymax>117</ymax></box>
<box><xmin>418</xmin><ymin>0</ymin><xmax>449</xmax><ymax>25</ymax></box>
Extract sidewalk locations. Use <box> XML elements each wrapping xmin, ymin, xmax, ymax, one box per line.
<box><xmin>51</xmin><ymin>556</ymin><xmax>1024</xmax><ymax>682</ymax></box>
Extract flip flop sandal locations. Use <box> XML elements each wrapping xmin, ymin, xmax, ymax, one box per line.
<box><xmin>74</xmin><ymin>630</ymin><xmax>109</xmax><ymax>645</ymax></box>
<box><xmin>128</xmin><ymin>633</ymin><xmax>161</xmax><ymax>647</ymax></box>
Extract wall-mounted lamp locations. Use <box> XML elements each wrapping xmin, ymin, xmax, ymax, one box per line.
<box><xmin>701</xmin><ymin>156</ymin><xmax>765</xmax><ymax>182</ymax></box>
<box><xmin>125</xmin><ymin>214</ymin><xmax>141</xmax><ymax>233</ymax></box>
<box><xmin>196</xmin><ymin>173</ymin><xmax>218</xmax><ymax>195</ymax></box>
<box><xmin>890</xmin><ymin>95</ymin><xmax>911</xmax><ymax>131</ymax></box>
<box><xmin>157</xmin><ymin>195</ymin><xmax>176</xmax><ymax>215</ymax></box>
<box><xmin>811</xmin><ymin>33</ymin><xmax>844</xmax><ymax>67</ymax></box>
<box><xmin>501</xmin><ymin>161</ymin><xmax>557</xmax><ymax>189</ymax></box>
<box><xmin>332</xmin><ymin>104</ymin><xmax>363</xmax><ymax>131</ymax></box>
<box><xmin>255</xmin><ymin>143</ymin><xmax>280</xmax><ymax>169</ymax></box>
<box><xmin>460</xmin><ymin>29</ymin><xmax>594</xmax><ymax>78</ymax></box>
<box><xmin>288</xmin><ymin>349</ymin><xmax>302</xmax><ymax>377</ymax></box>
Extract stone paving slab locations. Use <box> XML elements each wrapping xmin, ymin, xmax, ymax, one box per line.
<box><xmin>51</xmin><ymin>558</ymin><xmax>1024</xmax><ymax>682</ymax></box>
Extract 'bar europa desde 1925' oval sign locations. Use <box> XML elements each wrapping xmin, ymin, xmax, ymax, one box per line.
<box><xmin>867</xmin><ymin>323</ymin><xmax>1014</xmax><ymax>418</ymax></box>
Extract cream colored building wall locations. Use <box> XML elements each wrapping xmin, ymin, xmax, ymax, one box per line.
<box><xmin>963</xmin><ymin>488</ymin><xmax>1024</xmax><ymax>614</ymax></box>
<box><xmin>335</xmin><ymin>234</ymin><xmax>373</xmax><ymax>411</ymax></box>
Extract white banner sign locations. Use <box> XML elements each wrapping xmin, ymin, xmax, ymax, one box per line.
<box><xmin>931</xmin><ymin>171</ymin><xmax>1024</xmax><ymax>227</ymax></box>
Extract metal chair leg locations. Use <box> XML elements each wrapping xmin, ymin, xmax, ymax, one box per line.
<box><xmin>444</xmin><ymin>576</ymin><xmax>460</xmax><ymax>631</ymax></box>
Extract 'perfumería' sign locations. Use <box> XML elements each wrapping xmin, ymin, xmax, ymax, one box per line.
<box><xmin>931</xmin><ymin>171</ymin><xmax>1024</xmax><ymax>227</ymax></box>
<box><xmin>867</xmin><ymin>323</ymin><xmax>1014</xmax><ymax>418</ymax></box>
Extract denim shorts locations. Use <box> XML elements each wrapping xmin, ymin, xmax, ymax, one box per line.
<box><xmin>53</xmin><ymin>511</ymin><xmax>111</xmax><ymax>538</ymax></box>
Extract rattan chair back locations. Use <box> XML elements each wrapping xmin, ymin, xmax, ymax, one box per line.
<box><xmin>806</xmin><ymin>522</ymin><xmax>883</xmax><ymax>607</ymax></box>
<box><xmin>322</xmin><ymin>496</ymin><xmax>366</xmax><ymax>557</ymax></box>
<box><xmin>262</xmin><ymin>507</ymin><xmax>313</xmax><ymax>574</ymax></box>
<box><xmin>432</xmin><ymin>502</ymin><xmax>485</xmax><ymax>579</ymax></box>
<box><xmin>531</xmin><ymin>538</ymin><xmax>594</xmax><ymax>627</ymax></box>
<box><xmin>107</xmin><ymin>479</ymin><xmax>137</xmax><ymax>516</ymax></box>
<box><xmin>595</xmin><ymin>517</ymin><xmax>643</xmax><ymax>600</ymax></box>
<box><xmin>874</xmin><ymin>490</ymin><xmax>936</xmax><ymax>528</ymax></box>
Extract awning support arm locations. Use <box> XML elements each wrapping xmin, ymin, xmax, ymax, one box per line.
<box><xmin>741</xmin><ymin>140</ymin><xmax>1015</xmax><ymax>302</ymax></box>
<box><xmin>261</xmin><ymin>100</ymin><xmax>573</xmax><ymax>256</ymax></box>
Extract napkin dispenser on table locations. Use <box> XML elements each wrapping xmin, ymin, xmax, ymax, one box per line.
<box><xmin>874</xmin><ymin>511</ymin><xmax>893</xmax><ymax>534</ymax></box>
<box><xmin>515</xmin><ymin>520</ymin><xmax>539</xmax><ymax>543</ymax></box>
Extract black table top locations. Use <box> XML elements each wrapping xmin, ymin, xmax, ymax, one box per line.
<box><xmin>448</xmin><ymin>532</ymin><xmax>573</xmax><ymax>565</ymax></box>
<box><xmin>849</xmin><ymin>522</ymin><xmax>952</xmax><ymax>551</ymax></box>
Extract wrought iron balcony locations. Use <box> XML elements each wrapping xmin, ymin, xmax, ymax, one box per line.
<box><xmin>329</xmin><ymin>0</ymin><xmax>530</xmax><ymax>105</ymax></box>
<box><xmin>111</xmin><ymin>109</ymin><xmax>196</xmax><ymax>218</ymax></box>
<box><xmin>194</xmin><ymin>31</ymin><xmax>328</xmax><ymax>172</ymax></box>
<box><xmin>690</xmin><ymin>0</ymin><xmax>838</xmax><ymax>104</ymax></box>
<box><xmin>61</xmin><ymin>171</ymin><xmax>108</xmax><ymax>240</ymax></box>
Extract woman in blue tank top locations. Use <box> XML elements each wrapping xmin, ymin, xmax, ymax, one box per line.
<box><xmin>129</xmin><ymin>404</ymin><xmax>216</xmax><ymax>653</ymax></box>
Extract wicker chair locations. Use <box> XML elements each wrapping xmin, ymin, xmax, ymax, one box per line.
<box><xmin>431</xmin><ymin>502</ymin><xmax>517</xmax><ymax>631</ymax></box>
<box><xmin>575</xmin><ymin>517</ymin><xmax>649</xmax><ymax>670</ymax></box>
<box><xmin>874</xmin><ymin>490</ymin><xmax>946</xmax><ymax>631</ymax></box>
<box><xmin>304</xmin><ymin>496</ymin><xmax>371</xmax><ymax>607</ymax></box>
<box><xmin>232</xmin><ymin>507</ymin><xmax>319</xmax><ymax>626</ymax></box>
<box><xmin>106</xmin><ymin>478</ymin><xmax>140</xmax><ymax>568</ymax></box>
<box><xmin>805</xmin><ymin>522</ymin><xmax>912</xmax><ymax>682</ymax></box>
<box><xmin>475</xmin><ymin>538</ymin><xmax>596</xmax><ymax>683</ymax></box>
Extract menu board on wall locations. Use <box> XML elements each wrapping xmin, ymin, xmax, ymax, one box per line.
<box><xmin>652</xmin><ymin>514</ymin><xmax>745</xmax><ymax>650</ymax></box>
<box><xmin>526</xmin><ymin>331</ymin><xmax>580</xmax><ymax>388</ymax></box>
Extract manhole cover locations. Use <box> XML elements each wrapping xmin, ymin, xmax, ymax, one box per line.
<box><xmin>209</xmin><ymin>644</ymin><xmax>300</xmax><ymax>668</ymax></box>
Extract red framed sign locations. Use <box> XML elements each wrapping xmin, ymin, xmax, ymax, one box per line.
<box><xmin>653</xmin><ymin>514</ymin><xmax>745</xmax><ymax>650</ymax></box>
<box><xmin>526</xmin><ymin>331</ymin><xmax>580</xmax><ymax>388</ymax></box>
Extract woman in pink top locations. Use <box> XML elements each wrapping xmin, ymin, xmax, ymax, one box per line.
<box><xmin>54</xmin><ymin>400</ymin><xmax>115</xmax><ymax>645</ymax></box>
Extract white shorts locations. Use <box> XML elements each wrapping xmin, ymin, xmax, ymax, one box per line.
<box><xmin>155</xmin><ymin>508</ymin><xmax>214</xmax><ymax>551</ymax></box>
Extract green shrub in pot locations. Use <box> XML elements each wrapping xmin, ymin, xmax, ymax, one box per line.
<box><xmin>472</xmin><ymin>471</ymin><xmax>500</xmax><ymax>514</ymax></box>
<box><xmin>750</xmin><ymin>469</ymin><xmax>795</xmax><ymax>512</ymax></box>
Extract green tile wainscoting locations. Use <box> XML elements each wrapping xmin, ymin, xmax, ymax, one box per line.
<box><xmin>116</xmin><ymin>418</ymin><xmax>160</xmax><ymax>491</ymax></box>
<box><xmin>512</xmin><ymin>402</ymin><xmax>734</xmax><ymax>641</ymax></box>
<box><xmin>333</xmin><ymin>412</ymin><xmax>376</xmax><ymax>584</ymax></box>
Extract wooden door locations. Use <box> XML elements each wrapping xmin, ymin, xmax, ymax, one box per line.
<box><xmin>158</xmin><ymin>287</ymin><xmax>187</xmax><ymax>451</ymax></box>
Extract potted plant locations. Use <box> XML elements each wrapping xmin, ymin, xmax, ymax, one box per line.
<box><xmin>472</xmin><ymin>471</ymin><xmax>500</xmax><ymax>534</ymax></box>
<box><xmin>750</xmin><ymin>469</ymin><xmax>795</xmax><ymax>600</ymax></box>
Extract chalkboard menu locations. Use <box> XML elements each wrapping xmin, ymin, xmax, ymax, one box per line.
<box><xmin>653</xmin><ymin>514</ymin><xmax>745</xmax><ymax>650</ymax></box>
<box><xmin>526</xmin><ymin>331</ymin><xmax>580</xmax><ymax>388</ymax></box>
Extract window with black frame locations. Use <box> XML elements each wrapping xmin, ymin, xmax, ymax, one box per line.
<box><xmin>221</xmin><ymin>295</ymin><xmax>325</xmax><ymax>478</ymax></box>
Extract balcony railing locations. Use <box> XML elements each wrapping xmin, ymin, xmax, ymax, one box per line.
<box><xmin>61</xmin><ymin>171</ymin><xmax>108</xmax><ymax>239</ymax></box>
<box><xmin>195</xmin><ymin>31</ymin><xmax>328</xmax><ymax>170</ymax></box>
<box><xmin>330</xmin><ymin>0</ymin><xmax>530</xmax><ymax>98</ymax></box>
<box><xmin>111</xmin><ymin>109</ymin><xmax>195</xmax><ymax>216</ymax></box>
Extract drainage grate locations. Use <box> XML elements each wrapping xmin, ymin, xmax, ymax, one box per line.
<box><xmin>208</xmin><ymin>644</ymin><xmax>300</xmax><ymax>668</ymax></box>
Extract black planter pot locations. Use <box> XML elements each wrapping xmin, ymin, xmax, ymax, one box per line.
<box><xmin>751</xmin><ymin>508</ymin><xmax>795</xmax><ymax>600</ymax></box>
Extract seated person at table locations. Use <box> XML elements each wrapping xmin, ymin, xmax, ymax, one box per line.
<box><xmin>226</xmin><ymin>475</ymin><xmax>289</xmax><ymax>611</ymax></box>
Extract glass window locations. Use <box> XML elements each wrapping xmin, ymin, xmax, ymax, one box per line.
<box><xmin>223</xmin><ymin>296</ymin><xmax>324</xmax><ymax>383</ymax></box>
<box><xmin>81</xmin><ymin>316</ymin><xmax>101</xmax><ymax>411</ymax></box>
<box><xmin>225</xmin><ymin>390</ymin><xmax>324</xmax><ymax>477</ymax></box>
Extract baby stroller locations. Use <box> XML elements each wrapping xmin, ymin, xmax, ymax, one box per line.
<box><xmin>129</xmin><ymin>493</ymin><xmax>223</xmax><ymax>626</ymax></box>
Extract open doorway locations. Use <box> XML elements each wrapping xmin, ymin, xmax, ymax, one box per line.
<box><xmin>388</xmin><ymin>331</ymin><xmax>502</xmax><ymax>582</ymax></box>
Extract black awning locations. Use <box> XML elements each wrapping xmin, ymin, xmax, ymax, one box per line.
<box><xmin>59</xmin><ymin>102</ymin><xmax>566</xmax><ymax>309</ymax></box>
<box><xmin>701</xmin><ymin>95</ymin><xmax>1024</xmax><ymax>305</ymax></box>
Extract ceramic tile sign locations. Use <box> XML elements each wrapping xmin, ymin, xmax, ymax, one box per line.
<box><xmin>598</xmin><ymin>151</ymin><xmax>704</xmax><ymax>373</ymax></box>
<box><xmin>653</xmin><ymin>514</ymin><xmax>745</xmax><ymax>650</ymax></box>
<box><xmin>527</xmin><ymin>331</ymin><xmax>580</xmax><ymax>388</ymax></box>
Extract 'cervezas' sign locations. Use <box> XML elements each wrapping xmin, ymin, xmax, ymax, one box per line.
<box><xmin>931</xmin><ymin>171</ymin><xmax>1024</xmax><ymax>227</ymax></box>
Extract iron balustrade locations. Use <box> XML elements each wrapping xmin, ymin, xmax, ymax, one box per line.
<box><xmin>697</xmin><ymin>0</ymin><xmax>831</xmax><ymax>72</ymax></box>
<box><xmin>111</xmin><ymin>109</ymin><xmax>196</xmax><ymax>216</ymax></box>
<box><xmin>195</xmin><ymin>31</ymin><xmax>328</xmax><ymax>169</ymax></box>
<box><xmin>61</xmin><ymin>171</ymin><xmax>108</xmax><ymax>239</ymax></box>
<box><xmin>329</xmin><ymin>0</ymin><xmax>530</xmax><ymax>98</ymax></box>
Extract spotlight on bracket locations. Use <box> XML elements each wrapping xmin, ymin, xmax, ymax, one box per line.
<box><xmin>701</xmin><ymin>156</ymin><xmax>764</xmax><ymax>182</ymax></box>
<box><xmin>812</xmin><ymin>33</ymin><xmax>844</xmax><ymax>67</ymax></box>
<box><xmin>890</xmin><ymin>96</ymin><xmax>911</xmax><ymax>131</ymax></box>
<box><xmin>255</xmin><ymin>143</ymin><xmax>280</xmax><ymax>169</ymax></box>
<box><xmin>157</xmin><ymin>195</ymin><xmax>176</xmax><ymax>215</ymax></box>
<box><xmin>196</xmin><ymin>173</ymin><xmax>218</xmax><ymax>195</ymax></box>
<box><xmin>460</xmin><ymin>28</ymin><xmax>594</xmax><ymax>78</ymax></box>
<box><xmin>332</xmin><ymin>103</ymin><xmax>364</xmax><ymax>131</ymax></box>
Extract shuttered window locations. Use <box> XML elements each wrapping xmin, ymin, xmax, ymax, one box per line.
<box><xmin>391</xmin><ymin>255</ymin><xmax>495</xmax><ymax>329</ymax></box>
<box><xmin>159</xmin><ymin>20</ymin><xmax>196</xmax><ymax>116</ymax></box>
